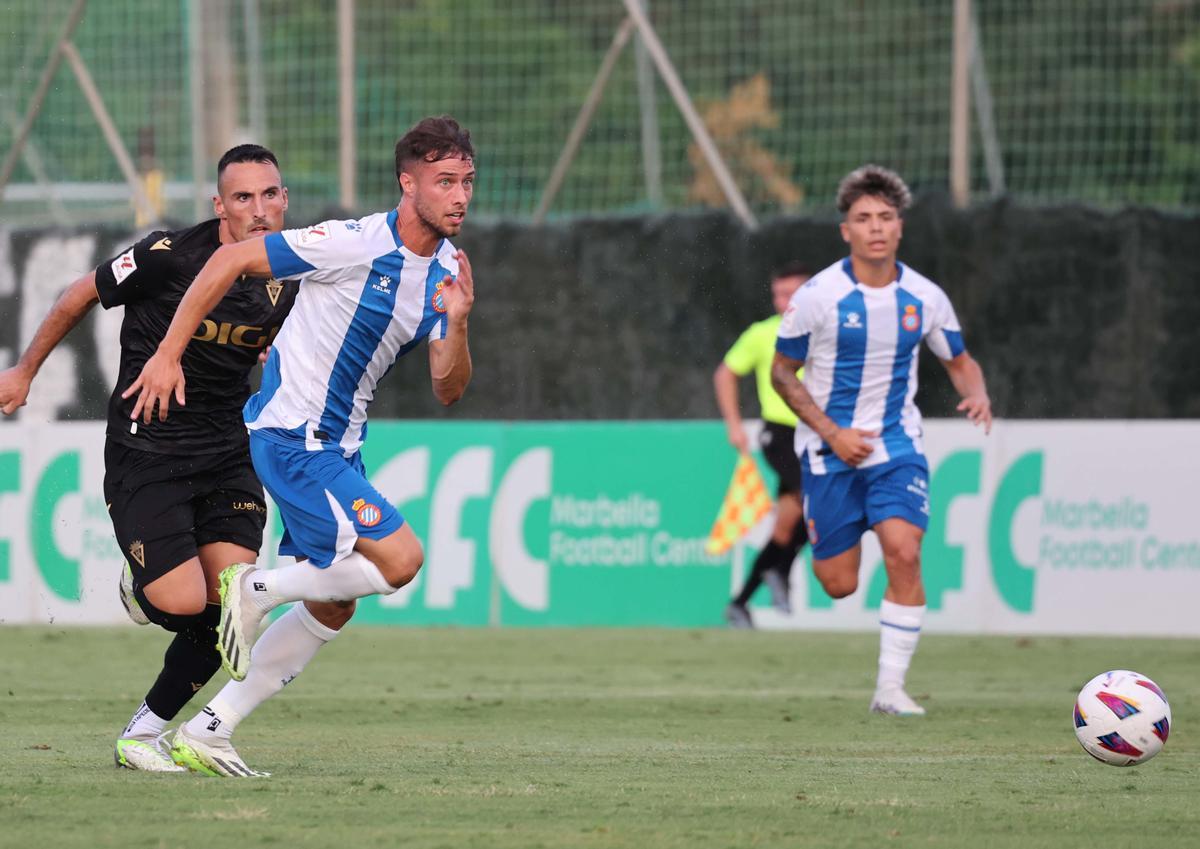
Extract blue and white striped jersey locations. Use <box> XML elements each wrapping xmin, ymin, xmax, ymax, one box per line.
<box><xmin>776</xmin><ymin>258</ymin><xmax>966</xmax><ymax>474</ymax></box>
<box><xmin>244</xmin><ymin>210</ymin><xmax>457</xmax><ymax>456</ymax></box>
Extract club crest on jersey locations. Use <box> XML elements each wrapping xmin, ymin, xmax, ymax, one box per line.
<box><xmin>843</xmin><ymin>311</ymin><xmax>863</xmax><ymax>329</ymax></box>
<box><xmin>352</xmin><ymin>498</ymin><xmax>383</xmax><ymax>527</ymax></box>
<box><xmin>111</xmin><ymin>249</ymin><xmax>137</xmax><ymax>284</ymax></box>
<box><xmin>431</xmin><ymin>280</ymin><xmax>448</xmax><ymax>313</ymax></box>
<box><xmin>298</xmin><ymin>224</ymin><xmax>330</xmax><ymax>245</ymax></box>
<box><xmin>265</xmin><ymin>278</ymin><xmax>283</xmax><ymax>306</ymax></box>
<box><xmin>129</xmin><ymin>539</ymin><xmax>145</xmax><ymax>568</ymax></box>
<box><xmin>901</xmin><ymin>304</ymin><xmax>920</xmax><ymax>331</ymax></box>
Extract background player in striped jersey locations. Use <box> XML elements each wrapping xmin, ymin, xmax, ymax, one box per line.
<box><xmin>771</xmin><ymin>165</ymin><xmax>991</xmax><ymax>716</ymax></box>
<box><xmin>123</xmin><ymin>116</ymin><xmax>476</xmax><ymax>772</ymax></box>
<box><xmin>715</xmin><ymin>262</ymin><xmax>812</xmax><ymax>628</ymax></box>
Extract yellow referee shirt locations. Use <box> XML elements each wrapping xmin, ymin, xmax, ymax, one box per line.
<box><xmin>722</xmin><ymin>314</ymin><xmax>803</xmax><ymax>428</ymax></box>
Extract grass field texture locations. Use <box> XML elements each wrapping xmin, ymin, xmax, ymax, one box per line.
<box><xmin>1</xmin><ymin>626</ymin><xmax>1196</xmax><ymax>849</ymax></box>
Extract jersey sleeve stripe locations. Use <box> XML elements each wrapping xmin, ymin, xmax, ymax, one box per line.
<box><xmin>265</xmin><ymin>232</ymin><xmax>316</xmax><ymax>278</ymax></box>
<box><xmin>776</xmin><ymin>333</ymin><xmax>809</xmax><ymax>362</ymax></box>
<box><xmin>942</xmin><ymin>328</ymin><xmax>966</xmax><ymax>357</ymax></box>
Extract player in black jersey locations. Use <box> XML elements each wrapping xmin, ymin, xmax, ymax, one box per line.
<box><xmin>0</xmin><ymin>146</ymin><xmax>355</xmax><ymax>776</ymax></box>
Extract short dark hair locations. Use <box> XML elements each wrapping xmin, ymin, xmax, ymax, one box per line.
<box><xmin>217</xmin><ymin>144</ymin><xmax>279</xmax><ymax>180</ymax></box>
<box><xmin>394</xmin><ymin>116</ymin><xmax>474</xmax><ymax>179</ymax></box>
<box><xmin>836</xmin><ymin>164</ymin><xmax>911</xmax><ymax>215</ymax></box>
<box><xmin>771</xmin><ymin>261</ymin><xmax>813</xmax><ymax>281</ymax></box>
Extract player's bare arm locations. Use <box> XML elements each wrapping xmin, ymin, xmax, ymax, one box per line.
<box><xmin>713</xmin><ymin>363</ymin><xmax>750</xmax><ymax>454</ymax></box>
<box><xmin>123</xmin><ymin>237</ymin><xmax>272</xmax><ymax>423</ymax></box>
<box><xmin>0</xmin><ymin>271</ymin><xmax>100</xmax><ymax>415</ymax></box>
<box><xmin>428</xmin><ymin>249</ymin><xmax>475</xmax><ymax>405</ymax></box>
<box><xmin>771</xmin><ymin>351</ymin><xmax>877</xmax><ymax>466</ymax></box>
<box><xmin>941</xmin><ymin>351</ymin><xmax>992</xmax><ymax>434</ymax></box>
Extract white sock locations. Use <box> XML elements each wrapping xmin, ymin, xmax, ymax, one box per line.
<box><xmin>122</xmin><ymin>701</ymin><xmax>167</xmax><ymax>741</ymax></box>
<box><xmin>186</xmin><ymin>603</ymin><xmax>341</xmax><ymax>740</ymax></box>
<box><xmin>876</xmin><ymin>599</ymin><xmax>925</xmax><ymax>693</ymax></box>
<box><xmin>248</xmin><ymin>551</ymin><xmax>394</xmax><ymax>613</ymax></box>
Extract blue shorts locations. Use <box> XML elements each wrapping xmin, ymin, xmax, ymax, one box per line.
<box><xmin>249</xmin><ymin>431</ymin><xmax>404</xmax><ymax>567</ymax></box>
<box><xmin>802</xmin><ymin>455</ymin><xmax>930</xmax><ymax>560</ymax></box>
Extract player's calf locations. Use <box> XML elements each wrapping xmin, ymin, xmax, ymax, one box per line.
<box><xmin>305</xmin><ymin>598</ymin><xmax>356</xmax><ymax>630</ymax></box>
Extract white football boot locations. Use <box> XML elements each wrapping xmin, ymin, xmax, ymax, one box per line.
<box><xmin>216</xmin><ymin>564</ymin><xmax>266</xmax><ymax>682</ymax></box>
<box><xmin>170</xmin><ymin>725</ymin><xmax>270</xmax><ymax>778</ymax></box>
<box><xmin>114</xmin><ymin>733</ymin><xmax>187</xmax><ymax>772</ymax></box>
<box><xmin>118</xmin><ymin>561</ymin><xmax>150</xmax><ymax>626</ymax></box>
<box><xmin>869</xmin><ymin>688</ymin><xmax>927</xmax><ymax>716</ymax></box>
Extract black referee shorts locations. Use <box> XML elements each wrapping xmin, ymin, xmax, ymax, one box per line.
<box><xmin>103</xmin><ymin>440</ymin><xmax>266</xmax><ymax>596</ymax></box>
<box><xmin>759</xmin><ymin>422</ymin><xmax>803</xmax><ymax>498</ymax></box>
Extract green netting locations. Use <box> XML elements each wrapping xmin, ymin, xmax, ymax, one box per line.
<box><xmin>3</xmin><ymin>0</ymin><xmax>1200</xmax><ymax>225</ymax></box>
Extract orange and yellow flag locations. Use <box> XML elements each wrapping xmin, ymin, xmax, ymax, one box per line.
<box><xmin>705</xmin><ymin>455</ymin><xmax>773</xmax><ymax>555</ymax></box>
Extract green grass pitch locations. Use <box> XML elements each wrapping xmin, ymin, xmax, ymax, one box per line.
<box><xmin>1</xmin><ymin>626</ymin><xmax>1196</xmax><ymax>848</ymax></box>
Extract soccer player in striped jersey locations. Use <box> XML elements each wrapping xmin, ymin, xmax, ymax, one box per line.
<box><xmin>123</xmin><ymin>116</ymin><xmax>476</xmax><ymax>772</ymax></box>
<box><xmin>771</xmin><ymin>165</ymin><xmax>992</xmax><ymax>716</ymax></box>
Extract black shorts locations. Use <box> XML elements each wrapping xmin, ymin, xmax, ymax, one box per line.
<box><xmin>103</xmin><ymin>440</ymin><xmax>266</xmax><ymax>592</ymax></box>
<box><xmin>759</xmin><ymin>422</ymin><xmax>802</xmax><ymax>497</ymax></box>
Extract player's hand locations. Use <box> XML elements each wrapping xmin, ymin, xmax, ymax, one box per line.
<box><xmin>122</xmin><ymin>349</ymin><xmax>186</xmax><ymax>423</ymax></box>
<box><xmin>258</xmin><ymin>345</ymin><xmax>272</xmax><ymax>366</ymax></box>
<box><xmin>440</xmin><ymin>250</ymin><xmax>475</xmax><ymax>323</ymax></box>
<box><xmin>0</xmin><ymin>365</ymin><xmax>33</xmax><ymax>415</ymax></box>
<box><xmin>726</xmin><ymin>423</ymin><xmax>750</xmax><ymax>454</ymax></box>
<box><xmin>829</xmin><ymin>427</ymin><xmax>878</xmax><ymax>467</ymax></box>
<box><xmin>958</xmin><ymin>393</ymin><xmax>993</xmax><ymax>434</ymax></box>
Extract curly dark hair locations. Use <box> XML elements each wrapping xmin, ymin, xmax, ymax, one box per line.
<box><xmin>836</xmin><ymin>164</ymin><xmax>912</xmax><ymax>215</ymax></box>
<box><xmin>394</xmin><ymin>116</ymin><xmax>474</xmax><ymax>179</ymax></box>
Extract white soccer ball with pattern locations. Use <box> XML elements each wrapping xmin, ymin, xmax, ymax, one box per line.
<box><xmin>1074</xmin><ymin>670</ymin><xmax>1171</xmax><ymax>766</ymax></box>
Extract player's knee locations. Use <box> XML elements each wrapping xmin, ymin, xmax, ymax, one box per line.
<box><xmin>819</xmin><ymin>574</ymin><xmax>858</xmax><ymax>599</ymax></box>
<box><xmin>306</xmin><ymin>598</ymin><xmax>356</xmax><ymax>630</ymax></box>
<box><xmin>375</xmin><ymin>537</ymin><xmax>424</xmax><ymax>589</ymax></box>
<box><xmin>813</xmin><ymin>562</ymin><xmax>857</xmax><ymax>598</ymax></box>
<box><xmin>882</xmin><ymin>541</ymin><xmax>921</xmax><ymax>577</ymax></box>
<box><xmin>143</xmin><ymin>581</ymin><xmax>208</xmax><ymax>617</ymax></box>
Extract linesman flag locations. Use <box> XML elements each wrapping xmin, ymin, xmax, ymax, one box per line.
<box><xmin>705</xmin><ymin>455</ymin><xmax>773</xmax><ymax>555</ymax></box>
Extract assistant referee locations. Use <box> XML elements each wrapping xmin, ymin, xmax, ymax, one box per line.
<box><xmin>713</xmin><ymin>261</ymin><xmax>812</xmax><ymax>628</ymax></box>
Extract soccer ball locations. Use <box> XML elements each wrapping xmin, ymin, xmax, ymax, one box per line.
<box><xmin>1074</xmin><ymin>670</ymin><xmax>1171</xmax><ymax>766</ymax></box>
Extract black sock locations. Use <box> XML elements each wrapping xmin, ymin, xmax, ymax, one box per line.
<box><xmin>144</xmin><ymin>603</ymin><xmax>222</xmax><ymax>721</ymax></box>
<box><xmin>734</xmin><ymin>541</ymin><xmax>790</xmax><ymax>606</ymax></box>
<box><xmin>776</xmin><ymin>521</ymin><xmax>809</xmax><ymax>579</ymax></box>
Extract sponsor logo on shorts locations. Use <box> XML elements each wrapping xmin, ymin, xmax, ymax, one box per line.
<box><xmin>905</xmin><ymin>476</ymin><xmax>931</xmax><ymax>515</ymax></box>
<box><xmin>901</xmin><ymin>304</ymin><xmax>920</xmax><ymax>331</ymax></box>
<box><xmin>297</xmin><ymin>223</ymin><xmax>330</xmax><ymax>245</ymax></box>
<box><xmin>352</xmin><ymin>497</ymin><xmax>383</xmax><ymax>527</ymax></box>
<box><xmin>431</xmin><ymin>280</ymin><xmax>448</xmax><ymax>313</ymax></box>
<box><xmin>129</xmin><ymin>539</ymin><xmax>145</xmax><ymax>569</ymax></box>
<box><xmin>111</xmin><ymin>249</ymin><xmax>137</xmax><ymax>284</ymax></box>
